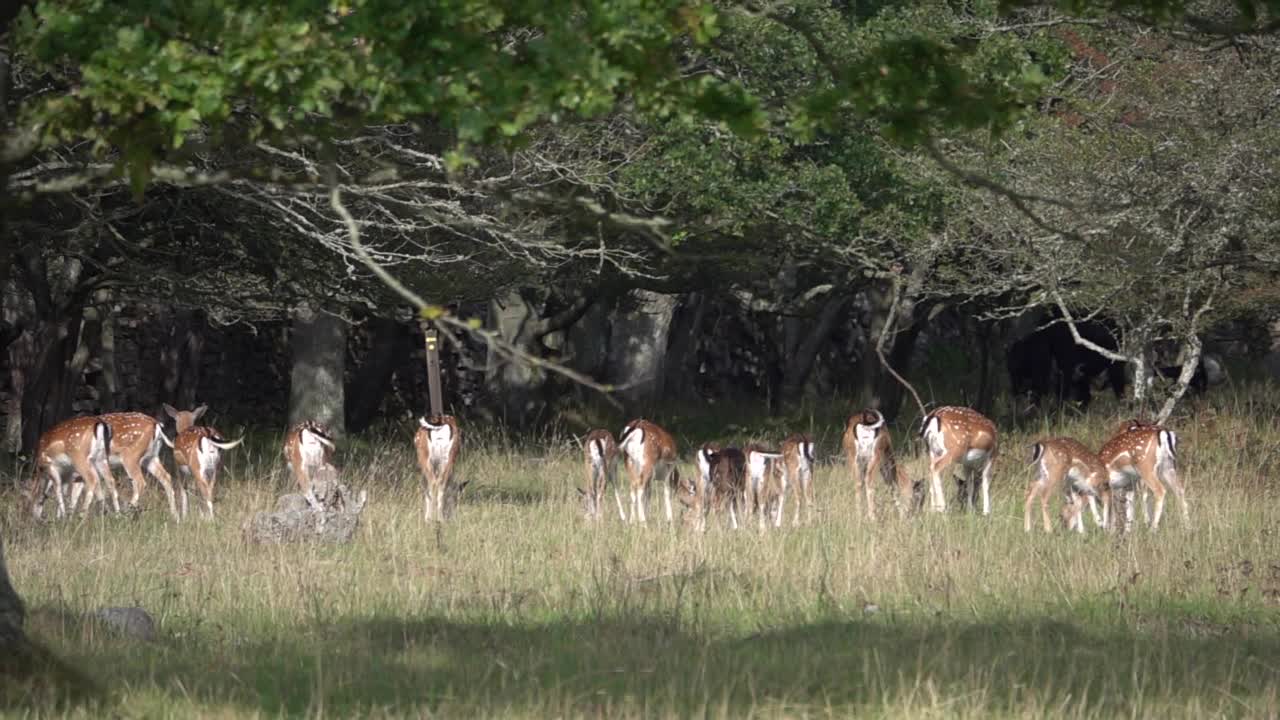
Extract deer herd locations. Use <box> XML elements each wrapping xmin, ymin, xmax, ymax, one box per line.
<box><xmin>22</xmin><ymin>401</ymin><xmax>1188</xmax><ymax>534</ymax></box>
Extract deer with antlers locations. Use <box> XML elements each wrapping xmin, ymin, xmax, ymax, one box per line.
<box><xmin>844</xmin><ymin>409</ymin><xmax>914</xmax><ymax>520</ymax></box>
<box><xmin>618</xmin><ymin>419</ymin><xmax>679</xmax><ymax>524</ymax></box>
<box><xmin>581</xmin><ymin>429</ymin><xmax>624</xmax><ymax>522</ymax></box>
<box><xmin>415</xmin><ymin>415</ymin><xmax>464</xmax><ymax>522</ymax></box>
<box><xmin>28</xmin><ymin>416</ymin><xmax>118</xmax><ymax>519</ymax></box>
<box><xmin>919</xmin><ymin>406</ymin><xmax>998</xmax><ymax>515</ymax></box>
<box><xmin>1025</xmin><ymin>437</ymin><xmax>1110</xmax><ymax>534</ymax></box>
<box><xmin>283</xmin><ymin>420</ymin><xmax>337</xmax><ymax>512</ymax></box>
<box><xmin>1098</xmin><ymin>421</ymin><xmax>1186</xmax><ymax>532</ymax></box>
<box><xmin>170</xmin><ymin>408</ymin><xmax>244</xmax><ymax>519</ymax></box>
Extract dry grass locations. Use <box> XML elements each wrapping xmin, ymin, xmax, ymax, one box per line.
<box><xmin>2</xmin><ymin>389</ymin><xmax>1279</xmax><ymax>718</ymax></box>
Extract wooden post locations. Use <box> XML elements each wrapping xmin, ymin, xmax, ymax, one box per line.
<box><xmin>424</xmin><ymin>327</ymin><xmax>444</xmax><ymax>416</ymax></box>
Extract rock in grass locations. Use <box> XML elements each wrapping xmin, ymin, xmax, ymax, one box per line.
<box><xmin>90</xmin><ymin>607</ymin><xmax>156</xmax><ymax>641</ymax></box>
<box><xmin>242</xmin><ymin>465</ymin><xmax>368</xmax><ymax>545</ymax></box>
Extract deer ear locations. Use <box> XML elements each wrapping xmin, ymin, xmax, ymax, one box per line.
<box><xmin>193</xmin><ymin>404</ymin><xmax>208</xmax><ymax>420</ymax></box>
<box><xmin>163</xmin><ymin>403</ymin><xmax>178</xmax><ymax>418</ymax></box>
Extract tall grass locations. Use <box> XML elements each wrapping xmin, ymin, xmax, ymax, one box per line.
<box><xmin>1</xmin><ymin>386</ymin><xmax>1278</xmax><ymax>718</ymax></box>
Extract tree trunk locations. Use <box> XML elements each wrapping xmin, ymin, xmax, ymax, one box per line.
<box><xmin>858</xmin><ymin>283</ymin><xmax>893</xmax><ymax>411</ymax></box>
<box><xmin>974</xmin><ymin>318</ymin><xmax>995</xmax><ymax>416</ymax></box>
<box><xmin>345</xmin><ymin>316</ymin><xmax>409</xmax><ymax>432</ymax></box>
<box><xmin>662</xmin><ymin>293</ymin><xmax>706</xmax><ymax>401</ymax></box>
<box><xmin>608</xmin><ymin>290</ymin><xmax>678</xmax><ymax>409</ymax></box>
<box><xmin>289</xmin><ymin>304</ymin><xmax>347</xmax><ymax>437</ymax></box>
<box><xmin>780</xmin><ymin>293</ymin><xmax>849</xmax><ymax>408</ymax></box>
<box><xmin>160</xmin><ymin>310</ymin><xmax>205</xmax><ymax>409</ymax></box>
<box><xmin>485</xmin><ymin>291</ymin><xmax>547</xmax><ymax>426</ymax></box>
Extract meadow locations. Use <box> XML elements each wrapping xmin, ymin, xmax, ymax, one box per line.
<box><xmin>1</xmin><ymin>390</ymin><xmax>1279</xmax><ymax>719</ymax></box>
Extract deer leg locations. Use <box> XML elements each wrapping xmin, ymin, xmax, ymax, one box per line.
<box><xmin>863</xmin><ymin>458</ymin><xmax>879</xmax><ymax>521</ymax></box>
<box><xmin>1160</xmin><ymin>461</ymin><xmax>1190</xmax><ymax>529</ymax></box>
<box><xmin>662</xmin><ymin>474</ymin><xmax>673</xmax><ymax>524</ymax></box>
<box><xmin>120</xmin><ymin>458</ymin><xmax>147</xmax><ymax>507</ymax></box>
<box><xmin>1144</xmin><ymin>467</ymin><xmax>1167</xmax><ymax>531</ymax></box>
<box><xmin>980</xmin><ymin>459</ymin><xmax>993</xmax><ymax>516</ymax></box>
<box><xmin>928</xmin><ymin>451</ymin><xmax>955</xmax><ymax>513</ymax></box>
<box><xmin>48</xmin><ymin>467</ymin><xmax>66</xmax><ymax>519</ymax></box>
<box><xmin>1024</xmin><ymin>479</ymin><xmax>1039</xmax><ymax>533</ymax></box>
<box><xmin>146</xmin><ymin>457</ymin><xmax>180</xmax><ymax>521</ymax></box>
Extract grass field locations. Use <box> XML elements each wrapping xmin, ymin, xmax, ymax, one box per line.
<box><xmin>2</xmin><ymin>391</ymin><xmax>1279</xmax><ymax>718</ymax></box>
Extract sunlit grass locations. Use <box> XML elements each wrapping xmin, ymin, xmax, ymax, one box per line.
<box><xmin>2</xmin><ymin>386</ymin><xmax>1279</xmax><ymax>717</ymax></box>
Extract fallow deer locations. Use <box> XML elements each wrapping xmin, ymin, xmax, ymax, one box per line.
<box><xmin>415</xmin><ymin>415</ymin><xmax>463</xmax><ymax>522</ymax></box>
<box><xmin>705</xmin><ymin>446</ymin><xmax>748</xmax><ymax>529</ymax></box>
<box><xmin>782</xmin><ymin>433</ymin><xmax>815</xmax><ymax>525</ymax></box>
<box><xmin>1025</xmin><ymin>437</ymin><xmax>1109</xmax><ymax>534</ymax></box>
<box><xmin>919</xmin><ymin>406</ymin><xmax>998</xmax><ymax>515</ymax></box>
<box><xmin>745</xmin><ymin>443</ymin><xmax>786</xmax><ymax>529</ymax></box>
<box><xmin>1098</xmin><ymin>422</ymin><xmax>1185</xmax><ymax>532</ymax></box>
<box><xmin>172</xmin><ymin>425</ymin><xmax>244</xmax><ymax>518</ymax></box>
<box><xmin>617</xmin><ymin>419</ymin><xmax>678</xmax><ymax>524</ymax></box>
<box><xmin>843</xmin><ymin>409</ymin><xmax>914</xmax><ymax>519</ymax></box>
<box><xmin>100</xmin><ymin>412</ymin><xmax>180</xmax><ymax>519</ymax></box>
<box><xmin>581</xmin><ymin>429</ymin><xmax>623</xmax><ymax>522</ymax></box>
<box><xmin>283</xmin><ymin>420</ymin><xmax>337</xmax><ymax>512</ymax></box>
<box><xmin>29</xmin><ymin>416</ymin><xmax>117</xmax><ymax>519</ymax></box>
<box><xmin>163</xmin><ymin>403</ymin><xmax>207</xmax><ymax>435</ymax></box>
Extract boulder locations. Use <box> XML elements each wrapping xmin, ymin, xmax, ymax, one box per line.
<box><xmin>90</xmin><ymin>607</ymin><xmax>156</xmax><ymax>641</ymax></box>
<box><xmin>243</xmin><ymin>465</ymin><xmax>368</xmax><ymax>545</ymax></box>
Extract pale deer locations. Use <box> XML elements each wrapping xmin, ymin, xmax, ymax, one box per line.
<box><xmin>843</xmin><ymin>409</ymin><xmax>913</xmax><ymax>519</ymax></box>
<box><xmin>581</xmin><ymin>429</ymin><xmax>623</xmax><ymax>522</ymax></box>
<box><xmin>919</xmin><ymin>406</ymin><xmax>998</xmax><ymax>515</ymax></box>
<box><xmin>1098</xmin><ymin>423</ymin><xmax>1185</xmax><ymax>532</ymax></box>
<box><xmin>415</xmin><ymin>415</ymin><xmax>463</xmax><ymax>522</ymax></box>
<box><xmin>617</xmin><ymin>419</ymin><xmax>678</xmax><ymax>524</ymax></box>
<box><xmin>1025</xmin><ymin>437</ymin><xmax>1109</xmax><ymax>534</ymax></box>
<box><xmin>100</xmin><ymin>412</ymin><xmax>180</xmax><ymax>519</ymax></box>
<box><xmin>283</xmin><ymin>420</ymin><xmax>337</xmax><ymax>512</ymax></box>
<box><xmin>745</xmin><ymin>443</ymin><xmax>786</xmax><ymax>529</ymax></box>
<box><xmin>782</xmin><ymin>433</ymin><xmax>815</xmax><ymax>525</ymax></box>
<box><xmin>172</xmin><ymin>425</ymin><xmax>244</xmax><ymax>518</ymax></box>
<box><xmin>28</xmin><ymin>416</ymin><xmax>118</xmax><ymax>519</ymax></box>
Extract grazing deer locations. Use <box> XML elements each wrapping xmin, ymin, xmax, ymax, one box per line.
<box><xmin>283</xmin><ymin>420</ymin><xmax>337</xmax><ymax>512</ymax></box>
<box><xmin>843</xmin><ymin>409</ymin><xmax>914</xmax><ymax>519</ymax></box>
<box><xmin>919</xmin><ymin>406</ymin><xmax>998</xmax><ymax>515</ymax></box>
<box><xmin>1025</xmin><ymin>437</ymin><xmax>1109</xmax><ymax>534</ymax></box>
<box><xmin>172</xmin><ymin>425</ymin><xmax>244</xmax><ymax>519</ymax></box>
<box><xmin>28</xmin><ymin>416</ymin><xmax>117</xmax><ymax>519</ymax></box>
<box><xmin>581</xmin><ymin>429</ymin><xmax>623</xmax><ymax>522</ymax></box>
<box><xmin>782</xmin><ymin>433</ymin><xmax>815</xmax><ymax>525</ymax></box>
<box><xmin>617</xmin><ymin>419</ymin><xmax>678</xmax><ymax>524</ymax></box>
<box><xmin>1098</xmin><ymin>422</ymin><xmax>1185</xmax><ymax>532</ymax></box>
<box><xmin>100</xmin><ymin>412</ymin><xmax>180</xmax><ymax>519</ymax></box>
<box><xmin>745</xmin><ymin>443</ymin><xmax>786</xmax><ymax>529</ymax></box>
<box><xmin>415</xmin><ymin>415</ymin><xmax>463</xmax><ymax>522</ymax></box>
<box><xmin>705</xmin><ymin>446</ymin><xmax>748</xmax><ymax>529</ymax></box>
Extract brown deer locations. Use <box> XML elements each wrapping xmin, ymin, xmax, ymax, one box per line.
<box><xmin>100</xmin><ymin>412</ymin><xmax>180</xmax><ymax>519</ymax></box>
<box><xmin>745</xmin><ymin>443</ymin><xmax>786</xmax><ymax>529</ymax></box>
<box><xmin>617</xmin><ymin>419</ymin><xmax>678</xmax><ymax>524</ymax></box>
<box><xmin>283</xmin><ymin>420</ymin><xmax>337</xmax><ymax>512</ymax></box>
<box><xmin>919</xmin><ymin>406</ymin><xmax>998</xmax><ymax>515</ymax></box>
<box><xmin>1025</xmin><ymin>437</ymin><xmax>1109</xmax><ymax>534</ymax></box>
<box><xmin>163</xmin><ymin>403</ymin><xmax>207</xmax><ymax>435</ymax></box>
<box><xmin>28</xmin><ymin>416</ymin><xmax>118</xmax><ymax>519</ymax></box>
<box><xmin>782</xmin><ymin>433</ymin><xmax>815</xmax><ymax>525</ymax></box>
<box><xmin>1098</xmin><ymin>422</ymin><xmax>1185</xmax><ymax>532</ymax></box>
<box><xmin>581</xmin><ymin>429</ymin><xmax>623</xmax><ymax>522</ymax></box>
<box><xmin>172</xmin><ymin>425</ymin><xmax>244</xmax><ymax>519</ymax></box>
<box><xmin>415</xmin><ymin>415</ymin><xmax>463</xmax><ymax>522</ymax></box>
<box><xmin>704</xmin><ymin>445</ymin><xmax>748</xmax><ymax>530</ymax></box>
<box><xmin>843</xmin><ymin>409</ymin><xmax>914</xmax><ymax>519</ymax></box>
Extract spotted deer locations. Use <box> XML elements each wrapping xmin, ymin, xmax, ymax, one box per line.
<box><xmin>919</xmin><ymin>406</ymin><xmax>998</xmax><ymax>515</ymax></box>
<box><xmin>163</xmin><ymin>403</ymin><xmax>207</xmax><ymax>435</ymax></box>
<box><xmin>705</xmin><ymin>446</ymin><xmax>748</xmax><ymax>530</ymax></box>
<box><xmin>782</xmin><ymin>433</ymin><xmax>815</xmax><ymax>525</ymax></box>
<box><xmin>745</xmin><ymin>443</ymin><xmax>786</xmax><ymax>529</ymax></box>
<box><xmin>1025</xmin><ymin>437</ymin><xmax>1109</xmax><ymax>534</ymax></box>
<box><xmin>100</xmin><ymin>412</ymin><xmax>180</xmax><ymax>519</ymax></box>
<box><xmin>617</xmin><ymin>419</ymin><xmax>678</xmax><ymax>524</ymax></box>
<box><xmin>843</xmin><ymin>409</ymin><xmax>914</xmax><ymax>519</ymax></box>
<box><xmin>1098</xmin><ymin>423</ymin><xmax>1185</xmax><ymax>532</ymax></box>
<box><xmin>415</xmin><ymin>415</ymin><xmax>463</xmax><ymax>522</ymax></box>
<box><xmin>28</xmin><ymin>416</ymin><xmax>118</xmax><ymax>519</ymax></box>
<box><xmin>581</xmin><ymin>429</ymin><xmax>623</xmax><ymax>522</ymax></box>
<box><xmin>283</xmin><ymin>420</ymin><xmax>337</xmax><ymax>512</ymax></box>
<box><xmin>172</xmin><ymin>425</ymin><xmax>244</xmax><ymax>519</ymax></box>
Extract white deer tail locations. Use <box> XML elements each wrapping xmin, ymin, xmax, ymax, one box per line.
<box><xmin>210</xmin><ymin>436</ymin><xmax>245</xmax><ymax>451</ymax></box>
<box><xmin>1158</xmin><ymin>429</ymin><xmax>1178</xmax><ymax>462</ymax></box>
